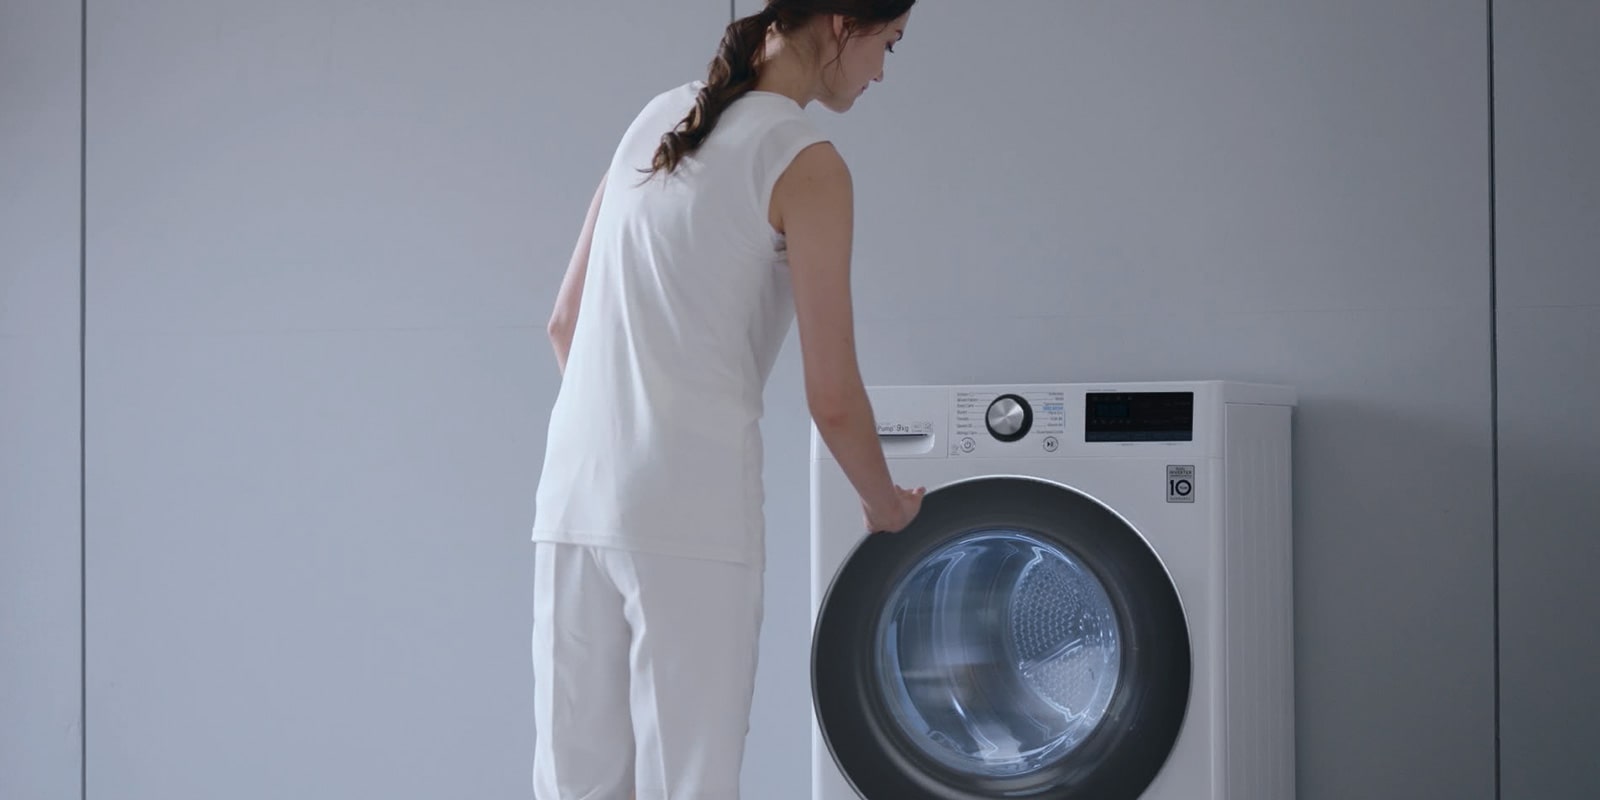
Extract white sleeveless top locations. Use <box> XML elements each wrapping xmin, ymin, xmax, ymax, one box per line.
<box><xmin>532</xmin><ymin>82</ymin><xmax>829</xmax><ymax>566</ymax></box>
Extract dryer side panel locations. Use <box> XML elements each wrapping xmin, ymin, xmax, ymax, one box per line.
<box><xmin>1223</xmin><ymin>402</ymin><xmax>1296</xmax><ymax>800</ymax></box>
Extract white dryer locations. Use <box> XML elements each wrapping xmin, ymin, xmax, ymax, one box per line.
<box><xmin>810</xmin><ymin>381</ymin><xmax>1296</xmax><ymax>800</ymax></box>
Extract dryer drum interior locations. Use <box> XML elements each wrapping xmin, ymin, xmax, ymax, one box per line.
<box><xmin>812</xmin><ymin>476</ymin><xmax>1192</xmax><ymax>800</ymax></box>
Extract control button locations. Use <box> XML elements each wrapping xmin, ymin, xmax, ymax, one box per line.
<box><xmin>960</xmin><ymin>436</ymin><xmax>976</xmax><ymax>453</ymax></box>
<box><xmin>1043</xmin><ymin>436</ymin><xmax>1059</xmax><ymax>453</ymax></box>
<box><xmin>985</xmin><ymin>394</ymin><xmax>1033</xmax><ymax>442</ymax></box>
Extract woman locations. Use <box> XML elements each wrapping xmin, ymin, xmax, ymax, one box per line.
<box><xmin>532</xmin><ymin>2</ymin><xmax>920</xmax><ymax>797</ymax></box>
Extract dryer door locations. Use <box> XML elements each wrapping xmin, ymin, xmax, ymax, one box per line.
<box><xmin>812</xmin><ymin>475</ymin><xmax>1189</xmax><ymax>800</ymax></box>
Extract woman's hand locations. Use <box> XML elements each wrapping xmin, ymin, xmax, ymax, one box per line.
<box><xmin>863</xmin><ymin>485</ymin><xmax>925</xmax><ymax>534</ymax></box>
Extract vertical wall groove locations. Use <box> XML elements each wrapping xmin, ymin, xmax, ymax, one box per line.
<box><xmin>78</xmin><ymin>0</ymin><xmax>88</xmax><ymax>797</ymax></box>
<box><xmin>1486</xmin><ymin>1</ymin><xmax>1502</xmax><ymax>798</ymax></box>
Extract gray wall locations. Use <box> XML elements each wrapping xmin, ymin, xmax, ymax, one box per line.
<box><xmin>1494</xmin><ymin>2</ymin><xmax>1600</xmax><ymax>798</ymax></box>
<box><xmin>80</xmin><ymin>2</ymin><xmax>724</xmax><ymax>798</ymax></box>
<box><xmin>2</xmin><ymin>1</ymin><xmax>1594</xmax><ymax>799</ymax></box>
<box><xmin>0</xmin><ymin>2</ymin><xmax>83</xmax><ymax>799</ymax></box>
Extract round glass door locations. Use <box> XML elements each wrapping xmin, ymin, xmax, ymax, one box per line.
<box><xmin>876</xmin><ymin>530</ymin><xmax>1122</xmax><ymax>778</ymax></box>
<box><xmin>813</xmin><ymin>476</ymin><xmax>1190</xmax><ymax>800</ymax></box>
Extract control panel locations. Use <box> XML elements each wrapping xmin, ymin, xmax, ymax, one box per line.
<box><xmin>945</xmin><ymin>388</ymin><xmax>1197</xmax><ymax>456</ymax></box>
<box><xmin>856</xmin><ymin>382</ymin><xmax>1268</xmax><ymax>463</ymax></box>
<box><xmin>952</xmin><ymin>389</ymin><xmax>1067</xmax><ymax>456</ymax></box>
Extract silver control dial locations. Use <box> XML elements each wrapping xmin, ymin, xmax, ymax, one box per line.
<box><xmin>986</xmin><ymin>394</ymin><xmax>1033</xmax><ymax>442</ymax></box>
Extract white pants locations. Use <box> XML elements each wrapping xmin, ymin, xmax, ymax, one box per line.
<box><xmin>531</xmin><ymin>542</ymin><xmax>764</xmax><ymax>800</ymax></box>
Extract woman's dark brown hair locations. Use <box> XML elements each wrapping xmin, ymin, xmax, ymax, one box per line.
<box><xmin>645</xmin><ymin>0</ymin><xmax>915</xmax><ymax>178</ymax></box>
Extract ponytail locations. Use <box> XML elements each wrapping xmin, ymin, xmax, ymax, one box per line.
<box><xmin>645</xmin><ymin>8</ymin><xmax>775</xmax><ymax>178</ymax></box>
<box><xmin>643</xmin><ymin>0</ymin><xmax>915</xmax><ymax>178</ymax></box>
